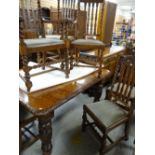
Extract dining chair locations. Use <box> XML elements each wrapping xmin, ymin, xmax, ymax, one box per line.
<box><xmin>41</xmin><ymin>0</ymin><xmax>79</xmax><ymax>70</ymax></box>
<box><xmin>19</xmin><ymin>0</ymin><xmax>72</xmax><ymax>92</ymax></box>
<box><xmin>19</xmin><ymin>102</ymin><xmax>39</xmax><ymax>153</ymax></box>
<box><xmin>19</xmin><ymin>0</ymin><xmax>62</xmax><ymax>63</ymax></box>
<box><xmin>82</xmin><ymin>55</ymin><xmax>135</xmax><ymax>155</ymax></box>
<box><xmin>70</xmin><ymin>0</ymin><xmax>106</xmax><ymax>77</ymax></box>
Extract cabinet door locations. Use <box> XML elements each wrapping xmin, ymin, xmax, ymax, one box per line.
<box><xmin>103</xmin><ymin>2</ymin><xmax>117</xmax><ymax>45</ymax></box>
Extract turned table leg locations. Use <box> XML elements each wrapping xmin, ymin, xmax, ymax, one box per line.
<box><xmin>38</xmin><ymin>112</ymin><xmax>54</xmax><ymax>155</ymax></box>
<box><xmin>93</xmin><ymin>82</ymin><xmax>103</xmax><ymax>102</ymax></box>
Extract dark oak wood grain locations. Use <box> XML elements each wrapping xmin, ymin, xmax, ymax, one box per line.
<box><xmin>20</xmin><ymin>69</ymin><xmax>111</xmax><ymax>115</ymax></box>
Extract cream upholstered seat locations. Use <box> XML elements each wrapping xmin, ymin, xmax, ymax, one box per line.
<box><xmin>24</xmin><ymin>38</ymin><xmax>64</xmax><ymax>48</ymax></box>
<box><xmin>72</xmin><ymin>39</ymin><xmax>105</xmax><ymax>46</ymax></box>
<box><xmin>85</xmin><ymin>100</ymin><xmax>128</xmax><ymax>128</ymax></box>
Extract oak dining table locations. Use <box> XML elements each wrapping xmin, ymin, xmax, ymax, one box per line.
<box><xmin>19</xmin><ymin>45</ymin><xmax>125</xmax><ymax>155</ymax></box>
<box><xmin>19</xmin><ymin>68</ymin><xmax>112</xmax><ymax>155</ymax></box>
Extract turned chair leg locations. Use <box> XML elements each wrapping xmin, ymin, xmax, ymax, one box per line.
<box><xmin>69</xmin><ymin>49</ymin><xmax>74</xmax><ymax>70</ymax></box>
<box><xmin>42</xmin><ymin>52</ymin><xmax>46</xmax><ymax>70</ymax></box>
<box><xmin>65</xmin><ymin>48</ymin><xmax>70</xmax><ymax>78</ymax></box>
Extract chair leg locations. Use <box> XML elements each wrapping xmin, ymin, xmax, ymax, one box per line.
<box><xmin>82</xmin><ymin>108</ymin><xmax>87</xmax><ymax>132</ymax></box>
<box><xmin>98</xmin><ymin>48</ymin><xmax>103</xmax><ymax>78</ymax></box>
<box><xmin>42</xmin><ymin>52</ymin><xmax>46</xmax><ymax>70</ymax></box>
<box><xmin>19</xmin><ymin>126</ymin><xmax>22</xmax><ymax>154</ymax></box>
<box><xmin>22</xmin><ymin>55</ymin><xmax>32</xmax><ymax>92</ymax></box>
<box><xmin>124</xmin><ymin>121</ymin><xmax>130</xmax><ymax>140</ymax></box>
<box><xmin>75</xmin><ymin>49</ymin><xmax>79</xmax><ymax>65</ymax></box>
<box><xmin>99</xmin><ymin>134</ymin><xmax>107</xmax><ymax>155</ymax></box>
<box><xmin>69</xmin><ymin>49</ymin><xmax>74</xmax><ymax>70</ymax></box>
<box><xmin>105</xmin><ymin>89</ymin><xmax>110</xmax><ymax>100</ymax></box>
<box><xmin>64</xmin><ymin>48</ymin><xmax>70</xmax><ymax>78</ymax></box>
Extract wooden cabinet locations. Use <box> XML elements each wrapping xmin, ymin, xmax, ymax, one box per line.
<box><xmin>97</xmin><ymin>1</ymin><xmax>117</xmax><ymax>46</ymax></box>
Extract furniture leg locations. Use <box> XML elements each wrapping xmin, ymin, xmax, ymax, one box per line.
<box><xmin>83</xmin><ymin>82</ymin><xmax>103</xmax><ymax>102</ymax></box>
<box><xmin>42</xmin><ymin>52</ymin><xmax>46</xmax><ymax>70</ymax></box>
<box><xmin>93</xmin><ymin>82</ymin><xmax>103</xmax><ymax>102</ymax></box>
<box><xmin>99</xmin><ymin>133</ymin><xmax>107</xmax><ymax>155</ymax></box>
<box><xmin>37</xmin><ymin>52</ymin><xmax>42</xmax><ymax>64</ymax></box>
<box><xmin>124</xmin><ymin>116</ymin><xmax>132</xmax><ymax>141</ymax></box>
<box><xmin>75</xmin><ymin>48</ymin><xmax>79</xmax><ymax>65</ymax></box>
<box><xmin>19</xmin><ymin>125</ymin><xmax>22</xmax><ymax>154</ymax></box>
<box><xmin>70</xmin><ymin>49</ymin><xmax>74</xmax><ymax>70</ymax></box>
<box><xmin>98</xmin><ymin>48</ymin><xmax>103</xmax><ymax>78</ymax></box>
<box><xmin>105</xmin><ymin>89</ymin><xmax>110</xmax><ymax>100</ymax></box>
<box><xmin>82</xmin><ymin>108</ymin><xmax>87</xmax><ymax>132</ymax></box>
<box><xmin>60</xmin><ymin>50</ymin><xmax>64</xmax><ymax>70</ymax></box>
<box><xmin>65</xmin><ymin>48</ymin><xmax>70</xmax><ymax>78</ymax></box>
<box><xmin>38</xmin><ymin>112</ymin><xmax>54</xmax><ymax>155</ymax></box>
<box><xmin>22</xmin><ymin>55</ymin><xmax>32</xmax><ymax>92</ymax></box>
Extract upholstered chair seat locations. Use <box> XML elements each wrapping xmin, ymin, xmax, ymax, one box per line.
<box><xmin>46</xmin><ymin>35</ymin><xmax>74</xmax><ymax>41</ymax></box>
<box><xmin>24</xmin><ymin>38</ymin><xmax>64</xmax><ymax>48</ymax></box>
<box><xmin>85</xmin><ymin>100</ymin><xmax>128</xmax><ymax>128</ymax></box>
<box><xmin>72</xmin><ymin>39</ymin><xmax>105</xmax><ymax>46</ymax></box>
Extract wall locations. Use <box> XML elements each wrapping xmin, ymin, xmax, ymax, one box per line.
<box><xmin>40</xmin><ymin>0</ymin><xmax>57</xmax><ymax>8</ymax></box>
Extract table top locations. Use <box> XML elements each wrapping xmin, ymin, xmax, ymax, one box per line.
<box><xmin>19</xmin><ymin>45</ymin><xmax>125</xmax><ymax>116</ymax></box>
<box><xmin>104</xmin><ymin>45</ymin><xmax>125</xmax><ymax>57</ymax></box>
<box><xmin>80</xmin><ymin>45</ymin><xmax>125</xmax><ymax>57</ymax></box>
<box><xmin>19</xmin><ymin>69</ymin><xmax>111</xmax><ymax>116</ymax></box>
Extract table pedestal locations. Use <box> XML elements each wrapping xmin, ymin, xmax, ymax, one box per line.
<box><xmin>38</xmin><ymin>111</ymin><xmax>54</xmax><ymax>155</ymax></box>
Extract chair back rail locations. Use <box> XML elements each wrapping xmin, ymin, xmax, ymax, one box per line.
<box><xmin>78</xmin><ymin>0</ymin><xmax>105</xmax><ymax>37</ymax></box>
<box><xmin>109</xmin><ymin>55</ymin><xmax>135</xmax><ymax>109</ymax></box>
<box><xmin>59</xmin><ymin>0</ymin><xmax>78</xmax><ymax>20</ymax></box>
<box><xmin>53</xmin><ymin>0</ymin><xmax>78</xmax><ymax>35</ymax></box>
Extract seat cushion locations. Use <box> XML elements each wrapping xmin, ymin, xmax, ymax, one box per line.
<box><xmin>85</xmin><ymin>100</ymin><xmax>128</xmax><ymax>128</ymax></box>
<box><xmin>72</xmin><ymin>39</ymin><xmax>105</xmax><ymax>46</ymax></box>
<box><xmin>24</xmin><ymin>38</ymin><xmax>64</xmax><ymax>48</ymax></box>
<box><xmin>46</xmin><ymin>34</ymin><xmax>74</xmax><ymax>41</ymax></box>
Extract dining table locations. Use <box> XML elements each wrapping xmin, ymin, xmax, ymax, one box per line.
<box><xmin>19</xmin><ymin>45</ymin><xmax>126</xmax><ymax>155</ymax></box>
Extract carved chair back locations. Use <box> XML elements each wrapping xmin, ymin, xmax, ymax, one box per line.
<box><xmin>107</xmin><ymin>55</ymin><xmax>135</xmax><ymax>112</ymax></box>
<box><xmin>58</xmin><ymin>0</ymin><xmax>78</xmax><ymax>20</ymax></box>
<box><xmin>77</xmin><ymin>0</ymin><xmax>105</xmax><ymax>38</ymax></box>
<box><xmin>51</xmin><ymin>0</ymin><xmax>78</xmax><ymax>36</ymax></box>
<box><xmin>19</xmin><ymin>0</ymin><xmax>45</xmax><ymax>37</ymax></box>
